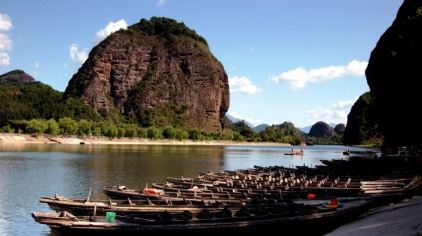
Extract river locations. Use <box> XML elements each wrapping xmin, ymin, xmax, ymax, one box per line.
<box><xmin>0</xmin><ymin>144</ymin><xmax>377</xmax><ymax>235</ymax></box>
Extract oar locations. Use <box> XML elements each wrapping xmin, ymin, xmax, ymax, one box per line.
<box><xmin>86</xmin><ymin>187</ymin><xmax>92</xmax><ymax>202</ymax></box>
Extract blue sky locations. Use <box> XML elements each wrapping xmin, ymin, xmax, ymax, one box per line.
<box><xmin>0</xmin><ymin>0</ymin><xmax>403</xmax><ymax>127</ymax></box>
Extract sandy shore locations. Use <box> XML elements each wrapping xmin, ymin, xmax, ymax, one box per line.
<box><xmin>0</xmin><ymin>133</ymin><xmax>291</xmax><ymax>146</ymax></box>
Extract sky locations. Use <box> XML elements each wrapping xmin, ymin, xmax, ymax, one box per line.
<box><xmin>0</xmin><ymin>0</ymin><xmax>403</xmax><ymax>127</ymax></box>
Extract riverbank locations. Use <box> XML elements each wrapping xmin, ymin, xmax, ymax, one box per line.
<box><xmin>0</xmin><ymin>133</ymin><xmax>291</xmax><ymax>146</ymax></box>
<box><xmin>328</xmin><ymin>195</ymin><xmax>422</xmax><ymax>236</ymax></box>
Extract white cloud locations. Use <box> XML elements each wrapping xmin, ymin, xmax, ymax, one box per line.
<box><xmin>0</xmin><ymin>14</ymin><xmax>12</xmax><ymax>31</ymax></box>
<box><xmin>0</xmin><ymin>14</ymin><xmax>12</xmax><ymax>67</ymax></box>
<box><xmin>228</xmin><ymin>111</ymin><xmax>243</xmax><ymax>119</ymax></box>
<box><xmin>95</xmin><ymin>19</ymin><xmax>128</xmax><ymax>43</ymax></box>
<box><xmin>69</xmin><ymin>44</ymin><xmax>89</xmax><ymax>64</ymax></box>
<box><xmin>70</xmin><ymin>19</ymin><xmax>127</xmax><ymax>64</ymax></box>
<box><xmin>332</xmin><ymin>99</ymin><xmax>356</xmax><ymax>110</ymax></box>
<box><xmin>305</xmin><ymin>98</ymin><xmax>357</xmax><ymax>125</ymax></box>
<box><xmin>230</xmin><ymin>66</ymin><xmax>237</xmax><ymax>71</ymax></box>
<box><xmin>157</xmin><ymin>0</ymin><xmax>166</xmax><ymax>6</ymax></box>
<box><xmin>229</xmin><ymin>76</ymin><xmax>261</xmax><ymax>95</ymax></box>
<box><xmin>33</xmin><ymin>61</ymin><xmax>40</xmax><ymax>69</ymax></box>
<box><xmin>0</xmin><ymin>33</ymin><xmax>12</xmax><ymax>51</ymax></box>
<box><xmin>0</xmin><ymin>52</ymin><xmax>10</xmax><ymax>66</ymax></box>
<box><xmin>271</xmin><ymin>59</ymin><xmax>368</xmax><ymax>90</ymax></box>
<box><xmin>227</xmin><ymin>111</ymin><xmax>262</xmax><ymax>126</ymax></box>
<box><xmin>306</xmin><ymin>108</ymin><xmax>347</xmax><ymax>124</ymax></box>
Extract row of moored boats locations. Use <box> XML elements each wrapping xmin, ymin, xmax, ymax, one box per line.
<box><xmin>32</xmin><ymin>158</ymin><xmax>422</xmax><ymax>235</ymax></box>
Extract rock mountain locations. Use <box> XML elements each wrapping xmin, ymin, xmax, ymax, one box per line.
<box><xmin>343</xmin><ymin>92</ymin><xmax>382</xmax><ymax>145</ymax></box>
<box><xmin>365</xmin><ymin>0</ymin><xmax>422</xmax><ymax>149</ymax></box>
<box><xmin>64</xmin><ymin>17</ymin><xmax>229</xmax><ymax>133</ymax></box>
<box><xmin>308</xmin><ymin>121</ymin><xmax>337</xmax><ymax>138</ymax></box>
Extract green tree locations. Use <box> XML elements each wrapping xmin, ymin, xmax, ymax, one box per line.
<box><xmin>221</xmin><ymin>129</ymin><xmax>234</xmax><ymax>140</ymax></box>
<box><xmin>163</xmin><ymin>126</ymin><xmax>176</xmax><ymax>139</ymax></box>
<box><xmin>117</xmin><ymin>126</ymin><xmax>126</xmax><ymax>138</ymax></box>
<box><xmin>77</xmin><ymin>119</ymin><xmax>92</xmax><ymax>136</ymax></box>
<box><xmin>1</xmin><ymin>125</ymin><xmax>14</xmax><ymax>133</ymax></box>
<box><xmin>59</xmin><ymin>117</ymin><xmax>77</xmax><ymax>135</ymax></box>
<box><xmin>174</xmin><ymin>128</ymin><xmax>189</xmax><ymax>140</ymax></box>
<box><xmin>105</xmin><ymin>124</ymin><xmax>118</xmax><ymax>138</ymax></box>
<box><xmin>92</xmin><ymin>126</ymin><xmax>102</xmax><ymax>136</ymax></box>
<box><xmin>188</xmin><ymin>129</ymin><xmax>202</xmax><ymax>140</ymax></box>
<box><xmin>99</xmin><ymin>121</ymin><xmax>110</xmax><ymax>136</ymax></box>
<box><xmin>45</xmin><ymin>119</ymin><xmax>60</xmax><ymax>135</ymax></box>
<box><xmin>125</xmin><ymin>125</ymin><xmax>137</xmax><ymax>138</ymax></box>
<box><xmin>26</xmin><ymin>119</ymin><xmax>47</xmax><ymax>134</ymax></box>
<box><xmin>137</xmin><ymin>127</ymin><xmax>147</xmax><ymax>138</ymax></box>
<box><xmin>232</xmin><ymin>132</ymin><xmax>244</xmax><ymax>141</ymax></box>
<box><xmin>147</xmin><ymin>126</ymin><xmax>162</xmax><ymax>139</ymax></box>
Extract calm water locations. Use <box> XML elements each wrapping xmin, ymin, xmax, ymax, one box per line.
<box><xmin>0</xmin><ymin>144</ymin><xmax>377</xmax><ymax>236</ymax></box>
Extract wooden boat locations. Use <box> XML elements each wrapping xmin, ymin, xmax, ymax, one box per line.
<box><xmin>32</xmin><ymin>196</ymin><xmax>378</xmax><ymax>235</ymax></box>
<box><xmin>361</xmin><ymin>175</ymin><xmax>421</xmax><ymax>194</ymax></box>
<box><xmin>39</xmin><ymin>195</ymin><xmax>255</xmax><ymax>216</ymax></box>
<box><xmin>103</xmin><ymin>186</ymin><xmax>272</xmax><ymax>201</ymax></box>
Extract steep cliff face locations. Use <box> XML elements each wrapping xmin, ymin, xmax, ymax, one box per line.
<box><xmin>343</xmin><ymin>92</ymin><xmax>382</xmax><ymax>145</ymax></box>
<box><xmin>309</xmin><ymin>121</ymin><xmax>336</xmax><ymax>138</ymax></box>
<box><xmin>64</xmin><ymin>17</ymin><xmax>229</xmax><ymax>133</ymax></box>
<box><xmin>366</xmin><ymin>0</ymin><xmax>422</xmax><ymax>148</ymax></box>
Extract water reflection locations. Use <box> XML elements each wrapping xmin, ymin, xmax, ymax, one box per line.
<box><xmin>0</xmin><ymin>143</ymin><xmax>377</xmax><ymax>236</ymax></box>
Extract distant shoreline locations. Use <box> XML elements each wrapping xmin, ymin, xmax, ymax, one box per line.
<box><xmin>0</xmin><ymin>133</ymin><xmax>291</xmax><ymax>147</ymax></box>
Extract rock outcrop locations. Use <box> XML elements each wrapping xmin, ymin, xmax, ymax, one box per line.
<box><xmin>64</xmin><ymin>17</ymin><xmax>229</xmax><ymax>133</ymax></box>
<box><xmin>309</xmin><ymin>121</ymin><xmax>336</xmax><ymax>138</ymax></box>
<box><xmin>334</xmin><ymin>124</ymin><xmax>345</xmax><ymax>135</ymax></box>
<box><xmin>343</xmin><ymin>92</ymin><xmax>382</xmax><ymax>145</ymax></box>
<box><xmin>365</xmin><ymin>0</ymin><xmax>422</xmax><ymax>149</ymax></box>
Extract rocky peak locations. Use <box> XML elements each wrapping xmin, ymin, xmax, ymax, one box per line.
<box><xmin>64</xmin><ymin>17</ymin><xmax>229</xmax><ymax>133</ymax></box>
<box><xmin>0</xmin><ymin>70</ymin><xmax>37</xmax><ymax>84</ymax></box>
<box><xmin>334</xmin><ymin>124</ymin><xmax>345</xmax><ymax>135</ymax></box>
<box><xmin>309</xmin><ymin>121</ymin><xmax>336</xmax><ymax>138</ymax></box>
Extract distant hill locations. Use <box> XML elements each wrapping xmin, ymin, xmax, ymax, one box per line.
<box><xmin>0</xmin><ymin>70</ymin><xmax>38</xmax><ymax>84</ymax></box>
<box><xmin>0</xmin><ymin>70</ymin><xmax>100</xmax><ymax>127</ymax></box>
<box><xmin>309</xmin><ymin>121</ymin><xmax>337</xmax><ymax>138</ymax></box>
<box><xmin>225</xmin><ymin>114</ymin><xmax>254</xmax><ymax>128</ymax></box>
<box><xmin>300</xmin><ymin>123</ymin><xmax>336</xmax><ymax>134</ymax></box>
<box><xmin>230</xmin><ymin>120</ymin><xmax>254</xmax><ymax>139</ymax></box>
<box><xmin>258</xmin><ymin>122</ymin><xmax>304</xmax><ymax>145</ymax></box>
<box><xmin>334</xmin><ymin>124</ymin><xmax>346</xmax><ymax>135</ymax></box>
<box><xmin>253</xmin><ymin>124</ymin><xmax>269</xmax><ymax>132</ymax></box>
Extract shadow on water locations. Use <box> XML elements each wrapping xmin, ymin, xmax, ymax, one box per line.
<box><xmin>0</xmin><ymin>143</ymin><xmax>377</xmax><ymax>235</ymax></box>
